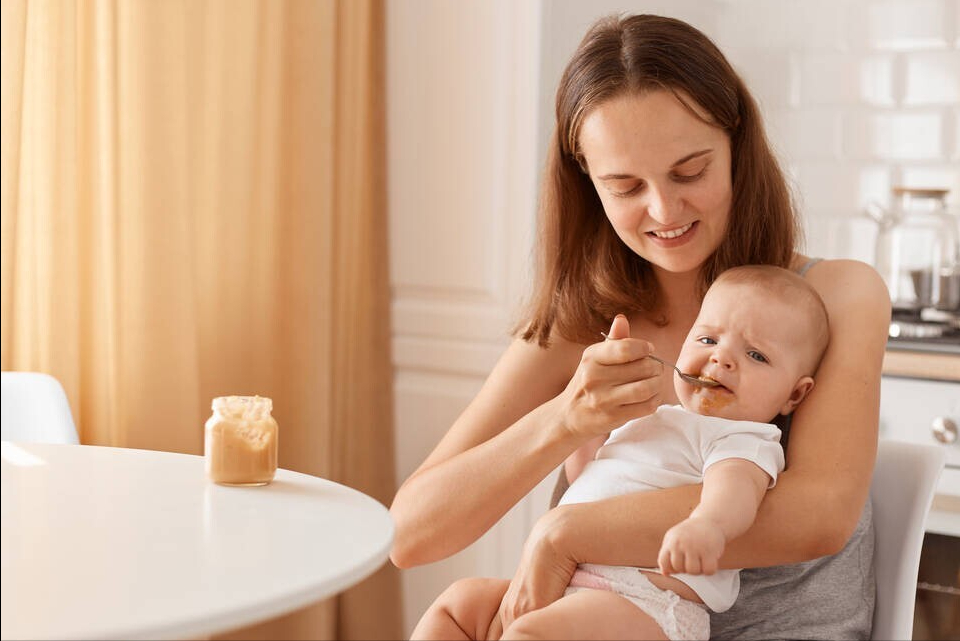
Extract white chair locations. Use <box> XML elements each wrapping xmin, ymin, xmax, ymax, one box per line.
<box><xmin>870</xmin><ymin>439</ymin><xmax>945</xmax><ymax>641</ymax></box>
<box><xmin>1</xmin><ymin>371</ymin><xmax>79</xmax><ymax>444</ymax></box>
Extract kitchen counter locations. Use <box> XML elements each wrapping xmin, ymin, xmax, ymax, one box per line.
<box><xmin>881</xmin><ymin>346</ymin><xmax>960</xmax><ymax>537</ymax></box>
<box><xmin>882</xmin><ymin>347</ymin><xmax>960</xmax><ymax>382</ymax></box>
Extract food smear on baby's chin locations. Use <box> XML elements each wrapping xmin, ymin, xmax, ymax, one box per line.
<box><xmin>695</xmin><ymin>385</ymin><xmax>733</xmax><ymax>415</ymax></box>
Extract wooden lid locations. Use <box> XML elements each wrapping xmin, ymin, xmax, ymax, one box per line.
<box><xmin>892</xmin><ymin>186</ymin><xmax>950</xmax><ymax>199</ymax></box>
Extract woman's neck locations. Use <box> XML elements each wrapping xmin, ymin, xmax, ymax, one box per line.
<box><xmin>650</xmin><ymin>267</ymin><xmax>703</xmax><ymax>326</ymax></box>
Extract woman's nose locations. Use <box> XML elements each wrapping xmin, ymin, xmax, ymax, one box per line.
<box><xmin>645</xmin><ymin>184</ymin><xmax>682</xmax><ymax>223</ymax></box>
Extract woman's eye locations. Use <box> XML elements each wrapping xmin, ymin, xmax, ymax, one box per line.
<box><xmin>747</xmin><ymin>350</ymin><xmax>768</xmax><ymax>363</ymax></box>
<box><xmin>697</xmin><ymin>336</ymin><xmax>717</xmax><ymax>345</ymax></box>
<box><xmin>673</xmin><ymin>167</ymin><xmax>706</xmax><ymax>183</ymax></box>
<box><xmin>610</xmin><ymin>183</ymin><xmax>642</xmax><ymax>198</ymax></box>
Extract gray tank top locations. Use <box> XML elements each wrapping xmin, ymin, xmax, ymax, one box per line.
<box><xmin>550</xmin><ymin>257</ymin><xmax>877</xmax><ymax>640</ymax></box>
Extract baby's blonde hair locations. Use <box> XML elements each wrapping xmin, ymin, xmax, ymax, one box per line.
<box><xmin>713</xmin><ymin>265</ymin><xmax>830</xmax><ymax>375</ymax></box>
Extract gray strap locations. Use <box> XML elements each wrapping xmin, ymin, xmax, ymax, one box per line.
<box><xmin>797</xmin><ymin>257</ymin><xmax>823</xmax><ymax>277</ymax></box>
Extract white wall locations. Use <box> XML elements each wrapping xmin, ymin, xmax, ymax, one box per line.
<box><xmin>388</xmin><ymin>0</ymin><xmax>960</xmax><ymax>635</ymax></box>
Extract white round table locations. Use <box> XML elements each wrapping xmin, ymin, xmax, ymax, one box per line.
<box><xmin>0</xmin><ymin>442</ymin><xmax>394</xmax><ymax>640</ymax></box>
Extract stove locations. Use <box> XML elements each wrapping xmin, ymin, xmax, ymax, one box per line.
<box><xmin>888</xmin><ymin>309</ymin><xmax>960</xmax><ymax>354</ymax></box>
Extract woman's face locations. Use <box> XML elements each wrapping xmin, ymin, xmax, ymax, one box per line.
<box><xmin>578</xmin><ymin>89</ymin><xmax>733</xmax><ymax>276</ymax></box>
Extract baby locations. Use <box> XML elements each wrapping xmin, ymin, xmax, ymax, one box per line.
<box><xmin>413</xmin><ymin>264</ymin><xmax>830</xmax><ymax>640</ymax></box>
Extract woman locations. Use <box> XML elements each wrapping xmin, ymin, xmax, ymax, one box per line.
<box><xmin>390</xmin><ymin>13</ymin><xmax>890</xmax><ymax>640</ymax></box>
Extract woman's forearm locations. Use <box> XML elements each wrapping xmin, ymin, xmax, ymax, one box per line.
<box><xmin>553</xmin><ymin>467</ymin><xmax>863</xmax><ymax>570</ymax></box>
<box><xmin>390</xmin><ymin>397</ymin><xmax>586</xmax><ymax>568</ymax></box>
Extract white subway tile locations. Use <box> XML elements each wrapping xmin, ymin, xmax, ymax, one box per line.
<box><xmin>727</xmin><ymin>51</ymin><xmax>799</xmax><ymax>108</ymax></box>
<box><xmin>860</xmin><ymin>55</ymin><xmax>899</xmax><ymax>106</ymax></box>
<box><xmin>900</xmin><ymin>164</ymin><xmax>960</xmax><ymax>205</ymax></box>
<box><xmin>767</xmin><ymin>109</ymin><xmax>843</xmax><ymax>159</ymax></box>
<box><xmin>867</xmin><ymin>0</ymin><xmax>952</xmax><ymax>50</ymax></box>
<box><xmin>954</xmin><ymin>108</ymin><xmax>960</xmax><ymax>161</ymax></box>
<box><xmin>956</xmin><ymin>0</ymin><xmax>960</xmax><ymax>48</ymax></box>
<box><xmin>793</xmin><ymin>162</ymin><xmax>861</xmax><ymax>213</ymax></box>
<box><xmin>845</xmin><ymin>111</ymin><xmax>944</xmax><ymax>160</ymax></box>
<box><xmin>860</xmin><ymin>164</ymin><xmax>896</xmax><ymax>207</ymax></box>
<box><xmin>798</xmin><ymin>53</ymin><xmax>897</xmax><ymax>106</ymax></box>
<box><xmin>799</xmin><ymin>54</ymin><xmax>859</xmax><ymax>105</ymax></box>
<box><xmin>818</xmin><ymin>214</ymin><xmax>881</xmax><ymax>262</ymax></box>
<box><xmin>716</xmin><ymin>0</ymin><xmax>848</xmax><ymax>51</ymax></box>
<box><xmin>903</xmin><ymin>51</ymin><xmax>960</xmax><ymax>105</ymax></box>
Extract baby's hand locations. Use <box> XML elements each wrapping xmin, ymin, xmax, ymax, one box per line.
<box><xmin>657</xmin><ymin>517</ymin><xmax>725</xmax><ymax>576</ymax></box>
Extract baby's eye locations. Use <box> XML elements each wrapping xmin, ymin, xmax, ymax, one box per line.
<box><xmin>697</xmin><ymin>336</ymin><xmax>717</xmax><ymax>345</ymax></box>
<box><xmin>747</xmin><ymin>350</ymin><xmax>768</xmax><ymax>363</ymax></box>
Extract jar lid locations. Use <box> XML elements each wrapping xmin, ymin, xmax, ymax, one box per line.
<box><xmin>211</xmin><ymin>395</ymin><xmax>273</xmax><ymax>420</ymax></box>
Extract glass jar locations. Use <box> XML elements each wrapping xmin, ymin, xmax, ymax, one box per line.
<box><xmin>204</xmin><ymin>395</ymin><xmax>278</xmax><ymax>486</ymax></box>
<box><xmin>870</xmin><ymin>187</ymin><xmax>960</xmax><ymax>312</ymax></box>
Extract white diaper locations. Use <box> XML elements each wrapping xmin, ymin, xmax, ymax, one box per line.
<box><xmin>564</xmin><ymin>563</ymin><xmax>710</xmax><ymax>641</ymax></box>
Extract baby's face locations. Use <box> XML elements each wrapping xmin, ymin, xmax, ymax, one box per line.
<box><xmin>675</xmin><ymin>281</ymin><xmax>816</xmax><ymax>422</ymax></box>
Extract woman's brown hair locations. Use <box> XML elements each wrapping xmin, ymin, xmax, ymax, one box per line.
<box><xmin>517</xmin><ymin>14</ymin><xmax>800</xmax><ymax>347</ymax></box>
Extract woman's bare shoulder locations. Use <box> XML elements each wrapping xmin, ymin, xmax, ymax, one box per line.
<box><xmin>803</xmin><ymin>258</ymin><xmax>890</xmax><ymax>319</ymax></box>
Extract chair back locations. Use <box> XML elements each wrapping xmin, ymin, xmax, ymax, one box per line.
<box><xmin>870</xmin><ymin>439</ymin><xmax>944</xmax><ymax>641</ymax></box>
<box><xmin>1</xmin><ymin>371</ymin><xmax>79</xmax><ymax>444</ymax></box>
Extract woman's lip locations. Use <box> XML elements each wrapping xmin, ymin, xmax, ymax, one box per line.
<box><xmin>646</xmin><ymin>221</ymin><xmax>698</xmax><ymax>246</ymax></box>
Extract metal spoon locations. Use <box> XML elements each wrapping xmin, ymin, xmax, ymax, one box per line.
<box><xmin>600</xmin><ymin>332</ymin><xmax>720</xmax><ymax>388</ymax></box>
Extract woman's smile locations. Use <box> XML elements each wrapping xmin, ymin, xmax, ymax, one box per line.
<box><xmin>646</xmin><ymin>221</ymin><xmax>699</xmax><ymax>246</ymax></box>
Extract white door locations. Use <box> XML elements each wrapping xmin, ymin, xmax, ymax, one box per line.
<box><xmin>386</xmin><ymin>0</ymin><xmax>549</xmax><ymax>634</ymax></box>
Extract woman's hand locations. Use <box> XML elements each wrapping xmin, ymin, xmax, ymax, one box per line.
<box><xmin>486</xmin><ymin>507</ymin><xmax>578</xmax><ymax>640</ymax></box>
<box><xmin>556</xmin><ymin>314</ymin><xmax>662</xmax><ymax>440</ymax></box>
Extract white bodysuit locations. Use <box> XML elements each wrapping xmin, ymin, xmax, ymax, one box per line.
<box><xmin>559</xmin><ymin>404</ymin><xmax>785</xmax><ymax>615</ymax></box>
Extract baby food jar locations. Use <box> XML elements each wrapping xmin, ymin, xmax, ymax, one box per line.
<box><xmin>204</xmin><ymin>395</ymin><xmax>278</xmax><ymax>486</ymax></box>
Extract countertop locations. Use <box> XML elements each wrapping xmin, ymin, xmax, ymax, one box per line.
<box><xmin>882</xmin><ymin>347</ymin><xmax>960</xmax><ymax>382</ymax></box>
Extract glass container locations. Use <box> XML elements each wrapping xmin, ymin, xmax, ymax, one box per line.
<box><xmin>204</xmin><ymin>395</ymin><xmax>278</xmax><ymax>486</ymax></box>
<box><xmin>870</xmin><ymin>187</ymin><xmax>960</xmax><ymax>313</ymax></box>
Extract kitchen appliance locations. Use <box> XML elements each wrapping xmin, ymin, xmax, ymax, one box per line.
<box><xmin>866</xmin><ymin>187</ymin><xmax>960</xmax><ymax>349</ymax></box>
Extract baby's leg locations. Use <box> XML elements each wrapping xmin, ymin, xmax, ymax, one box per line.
<box><xmin>411</xmin><ymin>577</ymin><xmax>510</xmax><ymax>640</ymax></box>
<box><xmin>502</xmin><ymin>589</ymin><xmax>668</xmax><ymax>641</ymax></box>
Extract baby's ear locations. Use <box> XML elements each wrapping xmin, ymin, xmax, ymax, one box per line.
<box><xmin>779</xmin><ymin>377</ymin><xmax>815</xmax><ymax>416</ymax></box>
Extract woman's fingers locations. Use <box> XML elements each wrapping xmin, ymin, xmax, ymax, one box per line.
<box><xmin>607</xmin><ymin>313</ymin><xmax>631</xmax><ymax>340</ymax></box>
<box><xmin>607</xmin><ymin>377</ymin><xmax>662</xmax><ymax>410</ymax></box>
<box><xmin>590</xmin><ymin>336</ymin><xmax>654</xmax><ymax>366</ymax></box>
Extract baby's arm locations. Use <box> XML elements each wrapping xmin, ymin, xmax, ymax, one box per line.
<box><xmin>563</xmin><ymin>434</ymin><xmax>607</xmax><ymax>484</ymax></box>
<box><xmin>657</xmin><ymin>458</ymin><xmax>771</xmax><ymax>576</ymax></box>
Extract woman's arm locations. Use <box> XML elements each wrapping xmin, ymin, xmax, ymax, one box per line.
<box><xmin>496</xmin><ymin>260</ymin><xmax>890</xmax><ymax>624</ymax></box>
<box><xmin>389</xmin><ymin>316</ymin><xmax>662</xmax><ymax>568</ymax></box>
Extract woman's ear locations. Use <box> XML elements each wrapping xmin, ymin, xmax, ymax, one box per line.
<box><xmin>779</xmin><ymin>376</ymin><xmax>815</xmax><ymax>416</ymax></box>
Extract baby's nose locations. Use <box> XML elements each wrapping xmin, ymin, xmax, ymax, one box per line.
<box><xmin>709</xmin><ymin>350</ymin><xmax>736</xmax><ymax>370</ymax></box>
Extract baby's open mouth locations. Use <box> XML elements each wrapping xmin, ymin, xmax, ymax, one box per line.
<box><xmin>697</xmin><ymin>376</ymin><xmax>730</xmax><ymax>393</ymax></box>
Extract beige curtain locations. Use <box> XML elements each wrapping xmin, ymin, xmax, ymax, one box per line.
<box><xmin>0</xmin><ymin>0</ymin><xmax>400</xmax><ymax>638</ymax></box>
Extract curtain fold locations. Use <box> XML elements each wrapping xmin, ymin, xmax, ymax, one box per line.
<box><xmin>0</xmin><ymin>1</ymin><xmax>400</xmax><ymax>638</ymax></box>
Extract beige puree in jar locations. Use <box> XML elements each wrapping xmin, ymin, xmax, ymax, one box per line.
<box><xmin>205</xmin><ymin>395</ymin><xmax>278</xmax><ymax>486</ymax></box>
